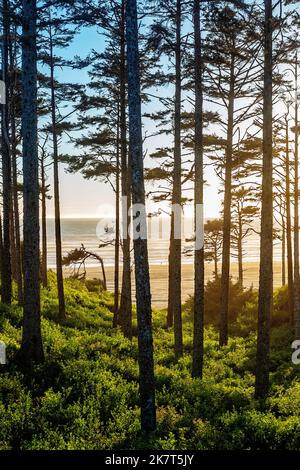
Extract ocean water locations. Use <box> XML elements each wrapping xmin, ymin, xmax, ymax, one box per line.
<box><xmin>45</xmin><ymin>217</ymin><xmax>282</xmax><ymax>268</ymax></box>
<box><xmin>46</xmin><ymin>217</ymin><xmax>172</xmax><ymax>267</ymax></box>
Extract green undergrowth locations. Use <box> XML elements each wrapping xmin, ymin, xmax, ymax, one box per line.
<box><xmin>0</xmin><ymin>272</ymin><xmax>299</xmax><ymax>450</ymax></box>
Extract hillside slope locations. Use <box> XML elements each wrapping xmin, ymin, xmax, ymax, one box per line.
<box><xmin>0</xmin><ymin>273</ymin><xmax>299</xmax><ymax>450</ymax></box>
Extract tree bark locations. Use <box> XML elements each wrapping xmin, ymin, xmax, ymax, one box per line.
<box><xmin>113</xmin><ymin>104</ymin><xmax>121</xmax><ymax>326</ymax></box>
<box><xmin>20</xmin><ymin>0</ymin><xmax>44</xmax><ymax>365</ymax></box>
<box><xmin>1</xmin><ymin>0</ymin><xmax>12</xmax><ymax>304</ymax></box>
<box><xmin>126</xmin><ymin>0</ymin><xmax>156</xmax><ymax>432</ymax></box>
<box><xmin>192</xmin><ymin>0</ymin><xmax>204</xmax><ymax>379</ymax></box>
<box><xmin>255</xmin><ymin>0</ymin><xmax>273</xmax><ymax>399</ymax></box>
<box><xmin>119</xmin><ymin>0</ymin><xmax>132</xmax><ymax>338</ymax></box>
<box><xmin>172</xmin><ymin>0</ymin><xmax>183</xmax><ymax>358</ymax></box>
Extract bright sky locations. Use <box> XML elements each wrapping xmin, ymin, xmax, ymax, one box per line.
<box><xmin>44</xmin><ymin>15</ymin><xmax>222</xmax><ymax>220</ymax></box>
<box><xmin>42</xmin><ymin>0</ymin><xmax>296</xmax><ymax>221</ymax></box>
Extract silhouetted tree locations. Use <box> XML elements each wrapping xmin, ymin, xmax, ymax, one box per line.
<box><xmin>255</xmin><ymin>0</ymin><xmax>273</xmax><ymax>400</ymax></box>
<box><xmin>20</xmin><ymin>0</ymin><xmax>44</xmax><ymax>365</ymax></box>
<box><xmin>126</xmin><ymin>0</ymin><xmax>156</xmax><ymax>431</ymax></box>
<box><xmin>1</xmin><ymin>0</ymin><xmax>12</xmax><ymax>304</ymax></box>
<box><xmin>192</xmin><ymin>0</ymin><xmax>204</xmax><ymax>379</ymax></box>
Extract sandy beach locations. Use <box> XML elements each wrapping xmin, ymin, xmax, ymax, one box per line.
<box><xmin>83</xmin><ymin>261</ymin><xmax>284</xmax><ymax>309</ymax></box>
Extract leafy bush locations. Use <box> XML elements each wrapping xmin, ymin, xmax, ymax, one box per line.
<box><xmin>185</xmin><ymin>277</ymin><xmax>256</xmax><ymax>325</ymax></box>
<box><xmin>0</xmin><ymin>275</ymin><xmax>298</xmax><ymax>450</ymax></box>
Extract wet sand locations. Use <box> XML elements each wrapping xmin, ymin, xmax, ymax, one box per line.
<box><xmin>83</xmin><ymin>261</ymin><xmax>284</xmax><ymax>310</ymax></box>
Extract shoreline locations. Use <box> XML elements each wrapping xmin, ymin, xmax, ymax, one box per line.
<box><xmin>75</xmin><ymin>261</ymin><xmax>284</xmax><ymax>309</ymax></box>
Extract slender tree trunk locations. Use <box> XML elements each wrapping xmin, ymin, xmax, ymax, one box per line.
<box><xmin>0</xmin><ymin>215</ymin><xmax>3</xmax><ymax>278</ymax></box>
<box><xmin>172</xmin><ymin>0</ymin><xmax>183</xmax><ymax>358</ymax></box>
<box><xmin>167</xmin><ymin>220</ymin><xmax>174</xmax><ymax>327</ymax></box>
<box><xmin>255</xmin><ymin>0</ymin><xmax>273</xmax><ymax>399</ymax></box>
<box><xmin>49</xmin><ymin>23</ymin><xmax>66</xmax><ymax>321</ymax></box>
<box><xmin>126</xmin><ymin>0</ymin><xmax>156</xmax><ymax>432</ymax></box>
<box><xmin>9</xmin><ymin>25</ymin><xmax>23</xmax><ymax>304</ymax></box>
<box><xmin>9</xmin><ymin>121</ymin><xmax>17</xmax><ymax>284</ymax></box>
<box><xmin>293</xmin><ymin>55</ymin><xmax>300</xmax><ymax>339</ymax></box>
<box><xmin>214</xmin><ymin>250</ymin><xmax>218</xmax><ymax>279</ymax></box>
<box><xmin>192</xmin><ymin>0</ymin><xmax>204</xmax><ymax>379</ymax></box>
<box><xmin>238</xmin><ymin>215</ymin><xmax>243</xmax><ymax>288</ymax></box>
<box><xmin>100</xmin><ymin>257</ymin><xmax>107</xmax><ymax>291</ymax></box>
<box><xmin>113</xmin><ymin>105</ymin><xmax>121</xmax><ymax>326</ymax></box>
<box><xmin>40</xmin><ymin>149</ymin><xmax>48</xmax><ymax>288</ymax></box>
<box><xmin>119</xmin><ymin>0</ymin><xmax>132</xmax><ymax>338</ymax></box>
<box><xmin>21</xmin><ymin>0</ymin><xmax>44</xmax><ymax>365</ymax></box>
<box><xmin>11</xmin><ymin>114</ymin><xmax>23</xmax><ymax>303</ymax></box>
<box><xmin>219</xmin><ymin>53</ymin><xmax>235</xmax><ymax>346</ymax></box>
<box><xmin>285</xmin><ymin>116</ymin><xmax>293</xmax><ymax>318</ymax></box>
<box><xmin>282</xmin><ymin>212</ymin><xmax>286</xmax><ymax>286</ymax></box>
<box><xmin>9</xmin><ymin>43</ymin><xmax>17</xmax><ymax>287</ymax></box>
<box><xmin>9</xmin><ymin>203</ymin><xmax>17</xmax><ymax>280</ymax></box>
<box><xmin>1</xmin><ymin>0</ymin><xmax>12</xmax><ymax>304</ymax></box>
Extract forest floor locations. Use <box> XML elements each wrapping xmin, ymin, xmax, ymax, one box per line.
<box><xmin>86</xmin><ymin>261</ymin><xmax>284</xmax><ymax>309</ymax></box>
<box><xmin>0</xmin><ymin>272</ymin><xmax>299</xmax><ymax>450</ymax></box>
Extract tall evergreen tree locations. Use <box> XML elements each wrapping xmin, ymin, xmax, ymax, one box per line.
<box><xmin>38</xmin><ymin>9</ymin><xmax>78</xmax><ymax>320</ymax></box>
<box><xmin>171</xmin><ymin>0</ymin><xmax>183</xmax><ymax>358</ymax></box>
<box><xmin>293</xmin><ymin>55</ymin><xmax>300</xmax><ymax>339</ymax></box>
<box><xmin>192</xmin><ymin>0</ymin><xmax>204</xmax><ymax>378</ymax></box>
<box><xmin>146</xmin><ymin>0</ymin><xmax>191</xmax><ymax>356</ymax></box>
<box><xmin>204</xmin><ymin>1</ymin><xmax>259</xmax><ymax>345</ymax></box>
<box><xmin>20</xmin><ymin>0</ymin><xmax>44</xmax><ymax>365</ymax></box>
<box><xmin>284</xmin><ymin>108</ymin><xmax>294</xmax><ymax>318</ymax></box>
<box><xmin>47</xmin><ymin>12</ymin><xmax>66</xmax><ymax>320</ymax></box>
<box><xmin>39</xmin><ymin>138</ymin><xmax>51</xmax><ymax>288</ymax></box>
<box><xmin>231</xmin><ymin>186</ymin><xmax>259</xmax><ymax>288</ymax></box>
<box><xmin>9</xmin><ymin>22</ymin><xmax>24</xmax><ymax>305</ymax></box>
<box><xmin>126</xmin><ymin>0</ymin><xmax>156</xmax><ymax>431</ymax></box>
<box><xmin>118</xmin><ymin>0</ymin><xmax>132</xmax><ymax>338</ymax></box>
<box><xmin>255</xmin><ymin>0</ymin><xmax>273</xmax><ymax>399</ymax></box>
<box><xmin>63</xmin><ymin>1</ymin><xmax>133</xmax><ymax>337</ymax></box>
<box><xmin>204</xmin><ymin>219</ymin><xmax>223</xmax><ymax>278</ymax></box>
<box><xmin>1</xmin><ymin>0</ymin><xmax>12</xmax><ymax>304</ymax></box>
